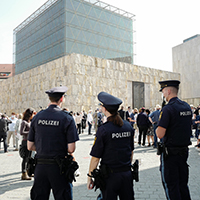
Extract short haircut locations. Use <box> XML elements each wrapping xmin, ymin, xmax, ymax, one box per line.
<box><xmin>169</xmin><ymin>86</ymin><xmax>178</xmax><ymax>94</ymax></box>
<box><xmin>49</xmin><ymin>94</ymin><xmax>63</xmax><ymax>103</ymax></box>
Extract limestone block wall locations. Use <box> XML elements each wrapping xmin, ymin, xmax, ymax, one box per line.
<box><xmin>0</xmin><ymin>53</ymin><xmax>180</xmax><ymax>115</ymax></box>
<box><xmin>173</xmin><ymin>36</ymin><xmax>200</xmax><ymax>106</ymax></box>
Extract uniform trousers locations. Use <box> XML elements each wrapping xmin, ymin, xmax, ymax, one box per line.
<box><xmin>160</xmin><ymin>152</ymin><xmax>191</xmax><ymax>200</ymax></box>
<box><xmin>101</xmin><ymin>171</ymin><xmax>134</xmax><ymax>200</ymax></box>
<box><xmin>31</xmin><ymin>164</ymin><xmax>72</xmax><ymax>200</ymax></box>
<box><xmin>153</xmin><ymin>124</ymin><xmax>158</xmax><ymax>147</ymax></box>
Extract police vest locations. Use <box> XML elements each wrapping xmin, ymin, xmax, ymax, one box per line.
<box><xmin>164</xmin><ymin>98</ymin><xmax>192</xmax><ymax>147</ymax></box>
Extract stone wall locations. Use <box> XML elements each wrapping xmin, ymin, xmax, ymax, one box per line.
<box><xmin>173</xmin><ymin>35</ymin><xmax>200</xmax><ymax>106</ymax></box>
<box><xmin>0</xmin><ymin>53</ymin><xmax>180</xmax><ymax>114</ymax></box>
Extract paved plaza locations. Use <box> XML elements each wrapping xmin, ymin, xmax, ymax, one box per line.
<box><xmin>0</xmin><ymin>129</ymin><xmax>200</xmax><ymax>200</ymax></box>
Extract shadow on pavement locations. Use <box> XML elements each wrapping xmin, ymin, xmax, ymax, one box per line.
<box><xmin>0</xmin><ymin>171</ymin><xmax>21</xmax><ymax>178</ymax></box>
<box><xmin>0</xmin><ymin>176</ymin><xmax>33</xmax><ymax>196</ymax></box>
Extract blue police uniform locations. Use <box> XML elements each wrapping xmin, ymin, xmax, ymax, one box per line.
<box><xmin>28</xmin><ymin>87</ymin><xmax>79</xmax><ymax>200</ymax></box>
<box><xmin>158</xmin><ymin>80</ymin><xmax>192</xmax><ymax>200</ymax></box>
<box><xmin>90</xmin><ymin>92</ymin><xmax>135</xmax><ymax>200</ymax></box>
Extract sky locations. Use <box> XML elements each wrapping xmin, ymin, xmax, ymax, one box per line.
<box><xmin>0</xmin><ymin>0</ymin><xmax>200</xmax><ymax>72</ymax></box>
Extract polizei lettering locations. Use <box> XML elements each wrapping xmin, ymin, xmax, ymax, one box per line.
<box><xmin>112</xmin><ymin>132</ymin><xmax>131</xmax><ymax>139</ymax></box>
<box><xmin>180</xmin><ymin>111</ymin><xmax>192</xmax><ymax>116</ymax></box>
<box><xmin>38</xmin><ymin>120</ymin><xmax>60</xmax><ymax>126</ymax></box>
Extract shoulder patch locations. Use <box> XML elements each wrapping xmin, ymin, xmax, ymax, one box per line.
<box><xmin>93</xmin><ymin>136</ymin><xmax>97</xmax><ymax>146</ymax></box>
<box><xmin>159</xmin><ymin>111</ymin><xmax>163</xmax><ymax>120</ymax></box>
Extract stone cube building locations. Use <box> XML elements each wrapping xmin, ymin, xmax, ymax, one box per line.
<box><xmin>173</xmin><ymin>34</ymin><xmax>200</xmax><ymax>106</ymax></box>
<box><xmin>0</xmin><ymin>53</ymin><xmax>179</xmax><ymax>114</ymax></box>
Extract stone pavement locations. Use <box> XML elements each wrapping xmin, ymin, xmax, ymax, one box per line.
<box><xmin>0</xmin><ymin>129</ymin><xmax>200</xmax><ymax>200</ymax></box>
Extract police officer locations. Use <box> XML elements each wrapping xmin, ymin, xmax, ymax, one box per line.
<box><xmin>27</xmin><ymin>86</ymin><xmax>79</xmax><ymax>200</ymax></box>
<box><xmin>87</xmin><ymin>91</ymin><xmax>135</xmax><ymax>200</ymax></box>
<box><xmin>156</xmin><ymin>80</ymin><xmax>192</xmax><ymax>200</ymax></box>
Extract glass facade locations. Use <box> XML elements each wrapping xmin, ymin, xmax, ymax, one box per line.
<box><xmin>14</xmin><ymin>0</ymin><xmax>135</xmax><ymax>74</ymax></box>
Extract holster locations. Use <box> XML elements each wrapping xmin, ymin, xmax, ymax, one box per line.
<box><xmin>157</xmin><ymin>142</ymin><xmax>163</xmax><ymax>155</ymax></box>
<box><xmin>91</xmin><ymin>165</ymin><xmax>109</xmax><ymax>191</ymax></box>
<box><xmin>157</xmin><ymin>142</ymin><xmax>169</xmax><ymax>159</ymax></box>
<box><xmin>131</xmin><ymin>160</ymin><xmax>139</xmax><ymax>182</ymax></box>
<box><xmin>55</xmin><ymin>155</ymin><xmax>79</xmax><ymax>183</ymax></box>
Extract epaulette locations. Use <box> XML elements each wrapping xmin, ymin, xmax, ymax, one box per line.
<box><xmin>62</xmin><ymin>110</ymin><xmax>73</xmax><ymax>118</ymax></box>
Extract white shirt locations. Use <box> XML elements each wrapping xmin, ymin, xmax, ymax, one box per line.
<box><xmin>8</xmin><ymin>116</ymin><xmax>17</xmax><ymax>131</ymax></box>
<box><xmin>87</xmin><ymin>113</ymin><xmax>93</xmax><ymax>123</ymax></box>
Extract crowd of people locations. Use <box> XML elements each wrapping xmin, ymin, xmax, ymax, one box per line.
<box><xmin>1</xmin><ymin>103</ymin><xmax>200</xmax><ymax>155</ymax></box>
<box><xmin>191</xmin><ymin>104</ymin><xmax>200</xmax><ymax>150</ymax></box>
<box><xmin>118</xmin><ymin>105</ymin><xmax>161</xmax><ymax>148</ymax></box>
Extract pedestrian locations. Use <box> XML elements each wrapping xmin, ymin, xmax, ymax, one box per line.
<box><xmin>75</xmin><ymin>112</ymin><xmax>82</xmax><ymax>135</ymax></box>
<box><xmin>137</xmin><ymin>107</ymin><xmax>149</xmax><ymax>146</ymax></box>
<box><xmin>118</xmin><ymin>106</ymin><xmax>125</xmax><ymax>120</ymax></box>
<box><xmin>27</xmin><ymin>86</ymin><xmax>79</xmax><ymax>200</ymax></box>
<box><xmin>125</xmin><ymin>106</ymin><xmax>131</xmax><ymax>121</ymax></box>
<box><xmin>194</xmin><ymin>110</ymin><xmax>200</xmax><ymax>150</ymax></box>
<box><xmin>129</xmin><ymin>109</ymin><xmax>136</xmax><ymax>128</ymax></box>
<box><xmin>145</xmin><ymin>109</ymin><xmax>154</xmax><ymax>147</ymax></box>
<box><xmin>87</xmin><ymin>110</ymin><xmax>93</xmax><ymax>135</ymax></box>
<box><xmin>7</xmin><ymin>112</ymin><xmax>17</xmax><ymax>148</ymax></box>
<box><xmin>81</xmin><ymin>110</ymin><xmax>87</xmax><ymax>133</ymax></box>
<box><xmin>149</xmin><ymin>104</ymin><xmax>161</xmax><ymax>148</ymax></box>
<box><xmin>93</xmin><ymin>109</ymin><xmax>98</xmax><ymax>133</ymax></box>
<box><xmin>156</xmin><ymin>80</ymin><xmax>192</xmax><ymax>200</ymax></box>
<box><xmin>194</xmin><ymin>104</ymin><xmax>200</xmax><ymax>116</ymax></box>
<box><xmin>133</xmin><ymin>108</ymin><xmax>139</xmax><ymax>142</ymax></box>
<box><xmin>20</xmin><ymin>108</ymin><xmax>35</xmax><ymax>180</ymax></box>
<box><xmin>14</xmin><ymin>113</ymin><xmax>23</xmax><ymax>151</ymax></box>
<box><xmin>97</xmin><ymin>108</ymin><xmax>103</xmax><ymax>128</ymax></box>
<box><xmin>0</xmin><ymin>114</ymin><xmax>12</xmax><ymax>153</ymax></box>
<box><xmin>73</xmin><ymin>112</ymin><xmax>76</xmax><ymax>121</ymax></box>
<box><xmin>87</xmin><ymin>91</ymin><xmax>135</xmax><ymax>200</ymax></box>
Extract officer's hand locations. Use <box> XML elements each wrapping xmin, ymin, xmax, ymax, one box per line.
<box><xmin>87</xmin><ymin>177</ymin><xmax>94</xmax><ymax>190</ymax></box>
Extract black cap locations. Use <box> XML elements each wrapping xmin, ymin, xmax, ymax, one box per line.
<box><xmin>45</xmin><ymin>86</ymin><xmax>68</xmax><ymax>97</ymax></box>
<box><xmin>158</xmin><ymin>80</ymin><xmax>180</xmax><ymax>92</ymax></box>
<box><xmin>98</xmin><ymin>91</ymin><xmax>122</xmax><ymax>111</ymax></box>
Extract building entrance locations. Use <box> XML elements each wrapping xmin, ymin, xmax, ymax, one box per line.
<box><xmin>132</xmin><ymin>81</ymin><xmax>144</xmax><ymax>109</ymax></box>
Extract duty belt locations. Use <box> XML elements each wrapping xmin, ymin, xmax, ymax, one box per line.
<box><xmin>37</xmin><ymin>158</ymin><xmax>57</xmax><ymax>165</ymax></box>
<box><xmin>166</xmin><ymin>146</ymin><xmax>188</xmax><ymax>156</ymax></box>
<box><xmin>109</xmin><ymin>166</ymin><xmax>131</xmax><ymax>173</ymax></box>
